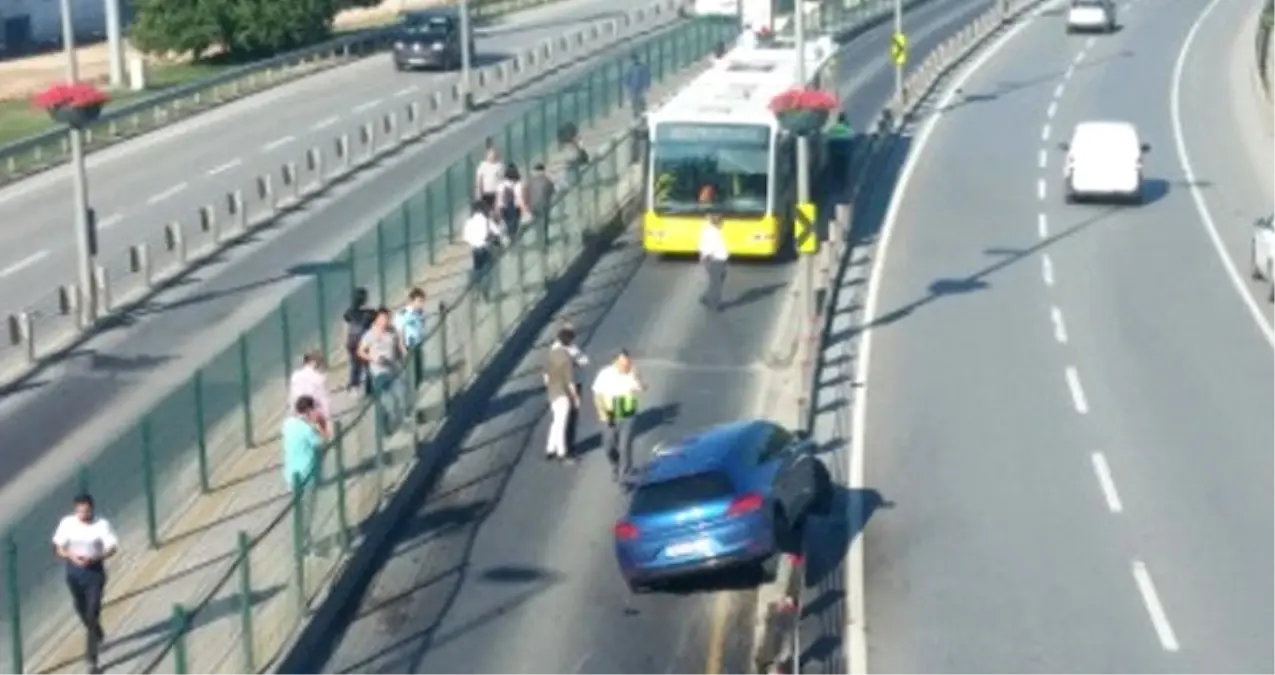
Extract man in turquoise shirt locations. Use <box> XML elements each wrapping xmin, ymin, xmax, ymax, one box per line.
<box><xmin>283</xmin><ymin>395</ymin><xmax>325</xmax><ymax>554</ymax></box>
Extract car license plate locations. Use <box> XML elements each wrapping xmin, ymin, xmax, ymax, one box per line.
<box><xmin>665</xmin><ymin>539</ymin><xmax>712</xmax><ymax>558</ymax></box>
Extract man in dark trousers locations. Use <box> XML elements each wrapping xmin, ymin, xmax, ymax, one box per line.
<box><xmin>52</xmin><ymin>493</ymin><xmax>118</xmax><ymax>673</ymax></box>
<box><xmin>624</xmin><ymin>53</ymin><xmax>651</xmax><ymax>121</ymax></box>
<box><xmin>524</xmin><ymin>163</ymin><xmax>557</xmax><ymax>247</ymax></box>
<box><xmin>697</xmin><ymin>213</ymin><xmax>729</xmax><ymax>311</ymax></box>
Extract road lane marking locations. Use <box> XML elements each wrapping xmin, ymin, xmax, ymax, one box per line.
<box><xmin>1046</xmin><ymin>100</ymin><xmax>1057</xmax><ymax>118</ymax></box>
<box><xmin>1171</xmin><ymin>0</ymin><xmax>1275</xmax><ymax>346</ymax></box>
<box><xmin>1042</xmin><ymin>253</ymin><xmax>1055</xmax><ymax>285</ymax></box>
<box><xmin>1037</xmin><ymin>178</ymin><xmax>1046</xmax><ymax>200</ymax></box>
<box><xmin>1065</xmin><ymin>64</ymin><xmax>1076</xmax><ymax>79</ymax></box>
<box><xmin>312</xmin><ymin>115</ymin><xmax>340</xmax><ymax>131</ymax></box>
<box><xmin>353</xmin><ymin>98</ymin><xmax>383</xmax><ymax>113</ymax></box>
<box><xmin>1090</xmin><ymin>452</ymin><xmax>1123</xmax><ymax>513</ymax></box>
<box><xmin>704</xmin><ymin>591</ymin><xmax>731</xmax><ymax>673</ymax></box>
<box><xmin>1050</xmin><ymin>306</ymin><xmax>1068</xmax><ymax>343</ymax></box>
<box><xmin>1073</xmin><ymin>50</ymin><xmax>1085</xmax><ymax>64</ymax></box>
<box><xmin>1085</xmin><ymin>36</ymin><xmax>1096</xmax><ymax>48</ymax></box>
<box><xmin>1132</xmin><ymin>560</ymin><xmax>1180</xmax><ymax>651</ymax></box>
<box><xmin>843</xmin><ymin>2</ymin><xmax>1067</xmax><ymax>671</ymax></box>
<box><xmin>1038</xmin><ymin>148</ymin><xmax>1047</xmax><ymax>168</ymax></box>
<box><xmin>263</xmin><ymin>135</ymin><xmax>295</xmax><ymax>152</ymax></box>
<box><xmin>394</xmin><ymin>85</ymin><xmax>419</xmax><ymax>97</ymax></box>
<box><xmin>1064</xmin><ymin>365</ymin><xmax>1089</xmax><ymax>413</ymax></box>
<box><xmin>1053</xmin><ymin>83</ymin><xmax>1065</xmax><ymax>98</ymax></box>
<box><xmin>1041</xmin><ymin>123</ymin><xmax>1051</xmax><ymax>141</ymax></box>
<box><xmin>147</xmin><ymin>182</ymin><xmax>187</xmax><ymax>205</ymax></box>
<box><xmin>0</xmin><ymin>250</ymin><xmax>49</xmax><ymax>278</ymax></box>
<box><xmin>206</xmin><ymin>158</ymin><xmax>242</xmax><ymax>176</ymax></box>
<box><xmin>96</xmin><ymin>213</ymin><xmax>122</xmax><ymax>230</ymax></box>
<box><xmin>1038</xmin><ymin>213</ymin><xmax>1049</xmax><ymax>238</ymax></box>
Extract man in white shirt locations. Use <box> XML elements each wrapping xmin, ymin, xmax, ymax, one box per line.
<box><xmin>592</xmin><ymin>350</ymin><xmax>645</xmax><ymax>482</ymax></box>
<box><xmin>462</xmin><ymin>200</ymin><xmax>508</xmax><ymax>301</ymax></box>
<box><xmin>52</xmin><ymin>493</ymin><xmax>118</xmax><ymax>673</ymax></box>
<box><xmin>288</xmin><ymin>350</ymin><xmax>332</xmax><ymax>437</ymax></box>
<box><xmin>475</xmin><ymin>146</ymin><xmax>505</xmax><ymax>211</ymax></box>
<box><xmin>698</xmin><ymin>213</ymin><xmax>729</xmax><ymax>312</ymax></box>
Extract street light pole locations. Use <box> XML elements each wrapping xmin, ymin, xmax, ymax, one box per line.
<box><xmin>794</xmin><ymin>0</ymin><xmax>817</xmax><ymax>341</ymax></box>
<box><xmin>59</xmin><ymin>0</ymin><xmax>98</xmax><ymax>325</ymax></box>
<box><xmin>893</xmin><ymin>0</ymin><xmax>903</xmax><ymax>105</ymax></box>
<box><xmin>103</xmin><ymin>0</ymin><xmax>125</xmax><ymax>87</ymax></box>
<box><xmin>459</xmin><ymin>0</ymin><xmax>474</xmax><ymax>110</ymax></box>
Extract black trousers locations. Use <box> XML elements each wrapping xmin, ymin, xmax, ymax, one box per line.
<box><xmin>701</xmin><ymin>259</ymin><xmax>727</xmax><ymax>310</ymax></box>
<box><xmin>67</xmin><ymin>564</ymin><xmax>106</xmax><ymax>667</ymax></box>
<box><xmin>471</xmin><ymin>247</ymin><xmax>493</xmax><ymax>300</ymax></box>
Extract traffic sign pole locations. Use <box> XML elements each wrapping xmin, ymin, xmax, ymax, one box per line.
<box><xmin>893</xmin><ymin>0</ymin><xmax>904</xmax><ymax>108</ymax></box>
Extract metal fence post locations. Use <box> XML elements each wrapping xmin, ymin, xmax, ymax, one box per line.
<box><xmin>376</xmin><ymin>220</ymin><xmax>388</xmax><ymax>304</ymax></box>
<box><xmin>316</xmin><ymin>272</ymin><xmax>332</xmax><ymax>362</ymax></box>
<box><xmin>171</xmin><ymin>604</ymin><xmax>190</xmax><ymax>674</ymax></box>
<box><xmin>77</xmin><ymin>466</ymin><xmax>90</xmax><ymax>495</ymax></box>
<box><xmin>401</xmin><ymin>202</ymin><xmax>414</xmax><ymax>288</ymax></box>
<box><xmin>437</xmin><ymin>301</ymin><xmax>452</xmax><ymax>410</ymax></box>
<box><xmin>5</xmin><ymin>535</ymin><xmax>23</xmax><ymax>675</ymax></box>
<box><xmin>238</xmin><ymin>334</ymin><xmax>254</xmax><ymax>447</ymax></box>
<box><xmin>373</xmin><ymin>405</ymin><xmax>388</xmax><ymax>505</ymax></box>
<box><xmin>332</xmin><ymin>422</ymin><xmax>351</xmax><ymax>551</ymax></box>
<box><xmin>280</xmin><ymin>305</ymin><xmax>293</xmax><ymax>378</ymax></box>
<box><xmin>141</xmin><ymin>416</ymin><xmax>160</xmax><ymax>548</ymax></box>
<box><xmin>289</xmin><ymin>476</ymin><xmax>307</xmax><ymax>614</ymax></box>
<box><xmin>425</xmin><ymin>184</ymin><xmax>438</xmax><ymax>266</ymax></box>
<box><xmin>236</xmin><ymin>531</ymin><xmax>255</xmax><ymax>672</ymax></box>
<box><xmin>193</xmin><ymin>370</ymin><xmax>210</xmax><ymax>492</ymax></box>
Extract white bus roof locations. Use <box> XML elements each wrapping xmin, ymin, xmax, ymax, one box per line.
<box><xmin>647</xmin><ymin>34</ymin><xmax>838</xmax><ymax>129</ymax></box>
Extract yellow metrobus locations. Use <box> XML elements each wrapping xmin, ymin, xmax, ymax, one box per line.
<box><xmin>642</xmin><ymin>34</ymin><xmax>841</xmax><ymax>259</ymax></box>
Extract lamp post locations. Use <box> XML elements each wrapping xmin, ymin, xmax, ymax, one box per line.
<box><xmin>794</xmin><ymin>1</ymin><xmax>816</xmax><ymax>326</ymax></box>
<box><xmin>459</xmin><ymin>0</ymin><xmax>474</xmax><ymax>110</ymax></box>
<box><xmin>59</xmin><ymin>0</ymin><xmax>99</xmax><ymax>325</ymax></box>
<box><xmin>893</xmin><ymin>0</ymin><xmax>903</xmax><ymax>105</ymax></box>
<box><xmin>103</xmin><ymin>0</ymin><xmax>125</xmax><ymax>87</ymax></box>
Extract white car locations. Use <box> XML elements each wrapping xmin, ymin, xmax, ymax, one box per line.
<box><xmin>1066</xmin><ymin>0</ymin><xmax>1117</xmax><ymax>33</ymax></box>
<box><xmin>1060</xmin><ymin>121</ymin><xmax>1150</xmax><ymax>204</ymax></box>
<box><xmin>1250</xmin><ymin>216</ymin><xmax>1275</xmax><ymax>302</ymax></box>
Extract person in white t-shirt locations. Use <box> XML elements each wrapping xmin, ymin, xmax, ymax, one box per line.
<box><xmin>51</xmin><ymin>493</ymin><xmax>118</xmax><ymax>673</ymax></box>
<box><xmin>462</xmin><ymin>199</ymin><xmax>507</xmax><ymax>301</ymax></box>
<box><xmin>698</xmin><ymin>213</ymin><xmax>729</xmax><ymax>312</ymax></box>
<box><xmin>475</xmin><ymin>146</ymin><xmax>505</xmax><ymax>212</ymax></box>
<box><xmin>593</xmin><ymin>350</ymin><xmax>645</xmax><ymax>482</ymax></box>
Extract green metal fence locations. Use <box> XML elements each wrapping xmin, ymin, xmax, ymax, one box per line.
<box><xmin>0</xmin><ymin>17</ymin><xmax>737</xmax><ymax>674</ymax></box>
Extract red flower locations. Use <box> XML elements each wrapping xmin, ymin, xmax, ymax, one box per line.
<box><xmin>769</xmin><ymin>88</ymin><xmax>839</xmax><ymax>114</ymax></box>
<box><xmin>31</xmin><ymin>83</ymin><xmax>110</xmax><ymax>111</ymax></box>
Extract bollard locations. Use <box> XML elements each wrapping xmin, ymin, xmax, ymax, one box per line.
<box><xmin>15</xmin><ymin>313</ymin><xmax>34</xmax><ymax>362</ymax></box>
<box><xmin>165</xmin><ymin>222</ymin><xmax>187</xmax><ymax>265</ymax></box>
<box><xmin>429</xmin><ymin>91</ymin><xmax>441</xmax><ymax>114</ymax></box>
<box><xmin>199</xmin><ymin>205</ymin><xmax>216</xmax><ymax>246</ymax></box>
<box><xmin>287</xmin><ymin>162</ymin><xmax>300</xmax><ymax>201</ymax></box>
<box><xmin>311</xmin><ymin>150</ymin><xmax>325</xmax><ymax>190</ymax></box>
<box><xmin>259</xmin><ymin>173</ymin><xmax>277</xmax><ymax>213</ymax></box>
<box><xmin>406</xmin><ymin>101</ymin><xmax>418</xmax><ymax>131</ymax></box>
<box><xmin>362</xmin><ymin>122</ymin><xmax>375</xmax><ymax>159</ymax></box>
<box><xmin>130</xmin><ymin>243</ymin><xmax>153</xmax><ymax>286</ymax></box>
<box><xmin>383</xmin><ymin>111</ymin><xmax>396</xmax><ymax>146</ymax></box>
<box><xmin>338</xmin><ymin>133</ymin><xmax>351</xmax><ymax>172</ymax></box>
<box><xmin>231</xmin><ymin>190</ymin><xmax>247</xmax><ymax>234</ymax></box>
<box><xmin>94</xmin><ymin>265</ymin><xmax>111</xmax><ymax>314</ymax></box>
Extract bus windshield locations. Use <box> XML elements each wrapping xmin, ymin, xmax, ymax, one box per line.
<box><xmin>651</xmin><ymin>123</ymin><xmax>771</xmax><ymax>217</ymax></box>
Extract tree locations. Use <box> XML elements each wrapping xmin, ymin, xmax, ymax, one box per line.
<box><xmin>129</xmin><ymin>0</ymin><xmax>347</xmax><ymax>61</ymax></box>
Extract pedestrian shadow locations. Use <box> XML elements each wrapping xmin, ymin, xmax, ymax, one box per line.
<box><xmin>722</xmin><ymin>282</ymin><xmax>787</xmax><ymax>310</ymax></box>
<box><xmin>571</xmin><ymin>401</ymin><xmax>681</xmax><ymax>458</ymax></box>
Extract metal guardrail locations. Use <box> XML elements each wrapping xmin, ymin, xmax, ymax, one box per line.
<box><xmin>0</xmin><ymin>0</ymin><xmax>685</xmax><ymax>389</ymax></box>
<box><xmin>0</xmin><ymin>0</ymin><xmax>566</xmax><ymax>185</ymax></box>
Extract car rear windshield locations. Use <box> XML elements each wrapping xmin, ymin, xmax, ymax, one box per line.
<box><xmin>630</xmin><ymin>472</ymin><xmax>735</xmax><ymax>515</ymax></box>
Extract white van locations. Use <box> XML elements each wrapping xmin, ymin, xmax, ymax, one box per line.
<box><xmin>1060</xmin><ymin>121</ymin><xmax>1150</xmax><ymax>204</ymax></box>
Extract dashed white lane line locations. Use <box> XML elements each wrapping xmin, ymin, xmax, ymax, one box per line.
<box><xmin>1064</xmin><ymin>365</ymin><xmax>1089</xmax><ymax>414</ymax></box>
<box><xmin>147</xmin><ymin>182</ymin><xmax>187</xmax><ymax>205</ymax></box>
<box><xmin>1131</xmin><ymin>560</ymin><xmax>1181</xmax><ymax>651</ymax></box>
<box><xmin>394</xmin><ymin>85</ymin><xmax>419</xmax><ymax>97</ymax></box>
<box><xmin>1038</xmin><ymin>148</ymin><xmax>1047</xmax><ymax>169</ymax></box>
<box><xmin>1085</xmin><ymin>36</ymin><xmax>1096</xmax><ymax>48</ymax></box>
<box><xmin>1053</xmin><ymin>82</ymin><xmax>1066</xmax><ymax>98</ymax></box>
<box><xmin>1050</xmin><ymin>306</ymin><xmax>1069</xmax><ymax>343</ymax></box>
<box><xmin>1073</xmin><ymin>50</ymin><xmax>1086</xmax><ymax>64</ymax></box>
<box><xmin>1041</xmin><ymin>123</ymin><xmax>1051</xmax><ymax>141</ymax></box>
<box><xmin>1037</xmin><ymin>178</ymin><xmax>1047</xmax><ymax>200</ymax></box>
<box><xmin>207</xmin><ymin>158</ymin><xmax>242</xmax><ymax>176</ymax></box>
<box><xmin>0</xmin><ymin>250</ymin><xmax>49</xmax><ymax>278</ymax></box>
<box><xmin>1065</xmin><ymin>64</ymin><xmax>1076</xmax><ymax>79</ymax></box>
<box><xmin>1046</xmin><ymin>100</ymin><xmax>1058</xmax><ymax>118</ymax></box>
<box><xmin>1090</xmin><ymin>452</ymin><xmax>1123</xmax><ymax>513</ymax></box>
<box><xmin>353</xmin><ymin>98</ymin><xmax>383</xmax><ymax>113</ymax></box>
<box><xmin>312</xmin><ymin>115</ymin><xmax>340</xmax><ymax>131</ymax></box>
<box><xmin>1038</xmin><ymin>213</ymin><xmax>1049</xmax><ymax>238</ymax></box>
<box><xmin>97</xmin><ymin>213</ymin><xmax>122</xmax><ymax>230</ymax></box>
<box><xmin>1042</xmin><ymin>253</ymin><xmax>1055</xmax><ymax>286</ymax></box>
<box><xmin>263</xmin><ymin>135</ymin><xmax>295</xmax><ymax>152</ymax></box>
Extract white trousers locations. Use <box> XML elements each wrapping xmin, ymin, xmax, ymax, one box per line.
<box><xmin>546</xmin><ymin>396</ymin><xmax>572</xmax><ymax>456</ymax></box>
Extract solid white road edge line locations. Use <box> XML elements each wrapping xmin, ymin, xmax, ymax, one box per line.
<box><xmin>844</xmin><ymin>2</ymin><xmax>1063</xmax><ymax>672</ymax></box>
<box><xmin>1170</xmin><ymin>0</ymin><xmax>1275</xmax><ymax>347</ymax></box>
<box><xmin>1064</xmin><ymin>365</ymin><xmax>1089</xmax><ymax>414</ymax></box>
<box><xmin>1089</xmin><ymin>451</ymin><xmax>1123</xmax><ymax>513</ymax></box>
<box><xmin>1131</xmin><ymin>560</ymin><xmax>1181</xmax><ymax>651</ymax></box>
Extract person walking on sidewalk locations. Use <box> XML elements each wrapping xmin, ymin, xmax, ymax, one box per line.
<box><xmin>288</xmin><ymin>350</ymin><xmax>332</xmax><ymax>438</ymax></box>
<box><xmin>593</xmin><ymin>350</ymin><xmax>645</xmax><ymax>482</ymax></box>
<box><xmin>357</xmin><ymin>308</ymin><xmax>401</xmax><ymax>395</ymax></box>
<box><xmin>625</xmin><ymin>53</ymin><xmax>651</xmax><ymax>121</ymax></box>
<box><xmin>394</xmin><ymin>287</ymin><xmax>429</xmax><ymax>387</ymax></box>
<box><xmin>342</xmin><ymin>288</ymin><xmax>377</xmax><ymax>392</ymax></box>
<box><xmin>462</xmin><ymin>199</ymin><xmax>508</xmax><ymax>302</ymax></box>
<box><xmin>52</xmin><ymin>493</ymin><xmax>118</xmax><ymax>674</ymax></box>
<box><xmin>543</xmin><ymin>325</ymin><xmax>584</xmax><ymax>462</ymax></box>
<box><xmin>698</xmin><ymin>213</ymin><xmax>729</xmax><ymax>312</ymax></box>
<box><xmin>475</xmin><ymin>146</ymin><xmax>505</xmax><ymax>212</ymax></box>
<box><xmin>282</xmin><ymin>395</ymin><xmax>325</xmax><ymax>555</ymax></box>
<box><xmin>497</xmin><ymin>163</ymin><xmax>528</xmax><ymax>238</ymax></box>
<box><xmin>524</xmin><ymin>163</ymin><xmax>557</xmax><ymax>247</ymax></box>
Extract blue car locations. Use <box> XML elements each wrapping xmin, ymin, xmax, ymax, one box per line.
<box><xmin>613</xmin><ymin>419</ymin><xmax>833</xmax><ymax>593</ymax></box>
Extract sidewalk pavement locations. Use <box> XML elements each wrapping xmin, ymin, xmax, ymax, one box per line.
<box><xmin>27</xmin><ymin>53</ymin><xmax>711</xmax><ymax>674</ymax></box>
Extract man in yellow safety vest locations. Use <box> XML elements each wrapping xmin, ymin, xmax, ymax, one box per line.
<box><xmin>592</xmin><ymin>350</ymin><xmax>646</xmax><ymax>483</ymax></box>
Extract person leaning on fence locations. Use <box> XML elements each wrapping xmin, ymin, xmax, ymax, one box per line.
<box><xmin>394</xmin><ymin>287</ymin><xmax>428</xmax><ymax>386</ymax></box>
<box><xmin>342</xmin><ymin>287</ymin><xmax>377</xmax><ymax>392</ymax></box>
<box><xmin>52</xmin><ymin>492</ymin><xmax>117</xmax><ymax>674</ymax></box>
<box><xmin>289</xmin><ymin>349</ymin><xmax>333</xmax><ymax>437</ymax></box>
<box><xmin>462</xmin><ymin>199</ymin><xmax>508</xmax><ymax>302</ymax></box>
<box><xmin>282</xmin><ymin>395</ymin><xmax>325</xmax><ymax>556</ymax></box>
<box><xmin>524</xmin><ymin>163</ymin><xmax>557</xmax><ymax>247</ymax></box>
<box><xmin>357</xmin><ymin>308</ymin><xmax>401</xmax><ymax>395</ymax></box>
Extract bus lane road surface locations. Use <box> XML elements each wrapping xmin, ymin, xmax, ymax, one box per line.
<box><xmin>859</xmin><ymin>0</ymin><xmax>1274</xmax><ymax>672</ymax></box>
<box><xmin>289</xmin><ymin>0</ymin><xmax>1013</xmax><ymax>669</ymax></box>
<box><xmin>0</xmin><ymin>0</ymin><xmax>645</xmax><ymax>323</ymax></box>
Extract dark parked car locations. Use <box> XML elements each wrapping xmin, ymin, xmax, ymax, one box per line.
<box><xmin>392</xmin><ymin>8</ymin><xmax>475</xmax><ymax>72</ymax></box>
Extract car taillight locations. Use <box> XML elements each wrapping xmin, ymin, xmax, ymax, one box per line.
<box><xmin>727</xmin><ymin>492</ymin><xmax>764</xmax><ymax>517</ymax></box>
<box><xmin>614</xmin><ymin>521</ymin><xmax>639</xmax><ymax>540</ymax></box>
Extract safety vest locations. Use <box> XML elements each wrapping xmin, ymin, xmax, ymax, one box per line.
<box><xmin>611</xmin><ymin>393</ymin><xmax>639</xmax><ymax>418</ymax></box>
<box><xmin>827</xmin><ymin>122</ymin><xmax>853</xmax><ymax>140</ymax></box>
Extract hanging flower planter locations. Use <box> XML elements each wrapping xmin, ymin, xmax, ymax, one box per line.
<box><xmin>32</xmin><ymin>83</ymin><xmax>110</xmax><ymax>129</ymax></box>
<box><xmin>769</xmin><ymin>88</ymin><xmax>839</xmax><ymax>136</ymax></box>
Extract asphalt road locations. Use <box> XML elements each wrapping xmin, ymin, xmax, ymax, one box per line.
<box><xmin>290</xmin><ymin>2</ymin><xmax>1016</xmax><ymax>672</ymax></box>
<box><xmin>0</xmin><ymin>0</ymin><xmax>644</xmax><ymax>322</ymax></box>
<box><xmin>861</xmin><ymin>0</ymin><xmax>1274</xmax><ymax>672</ymax></box>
